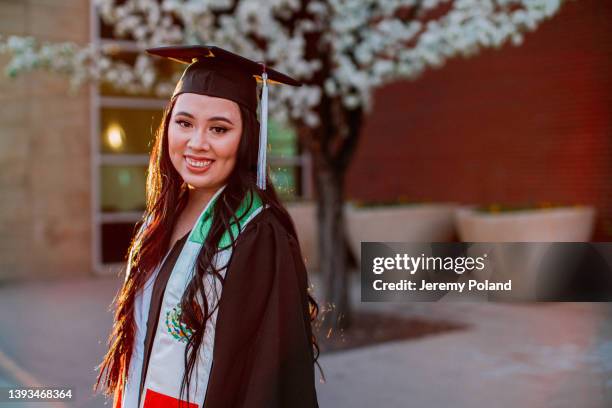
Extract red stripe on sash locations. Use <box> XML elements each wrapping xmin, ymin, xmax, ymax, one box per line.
<box><xmin>143</xmin><ymin>388</ymin><xmax>199</xmax><ymax>408</ymax></box>
<box><xmin>113</xmin><ymin>386</ymin><xmax>122</xmax><ymax>408</ymax></box>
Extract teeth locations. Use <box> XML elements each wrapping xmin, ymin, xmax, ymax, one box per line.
<box><xmin>186</xmin><ymin>157</ymin><xmax>212</xmax><ymax>168</ymax></box>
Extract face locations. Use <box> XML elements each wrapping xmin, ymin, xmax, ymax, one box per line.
<box><xmin>168</xmin><ymin>93</ymin><xmax>243</xmax><ymax>194</ymax></box>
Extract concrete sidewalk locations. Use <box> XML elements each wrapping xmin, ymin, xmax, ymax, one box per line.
<box><xmin>0</xmin><ymin>275</ymin><xmax>611</xmax><ymax>407</ymax></box>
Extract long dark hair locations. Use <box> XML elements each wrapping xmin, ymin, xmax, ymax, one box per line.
<box><xmin>93</xmin><ymin>96</ymin><xmax>320</xmax><ymax>406</ymax></box>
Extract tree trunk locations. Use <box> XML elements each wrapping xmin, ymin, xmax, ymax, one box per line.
<box><xmin>304</xmin><ymin>96</ymin><xmax>362</xmax><ymax>332</ymax></box>
<box><xmin>315</xmin><ymin>161</ymin><xmax>351</xmax><ymax>331</ymax></box>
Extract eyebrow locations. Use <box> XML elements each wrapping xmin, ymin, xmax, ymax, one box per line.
<box><xmin>173</xmin><ymin>111</ymin><xmax>235</xmax><ymax>126</ymax></box>
<box><xmin>209</xmin><ymin>116</ymin><xmax>235</xmax><ymax>125</ymax></box>
<box><xmin>173</xmin><ymin>111</ymin><xmax>195</xmax><ymax>119</ymax></box>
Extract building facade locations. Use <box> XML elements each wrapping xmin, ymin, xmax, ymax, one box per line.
<box><xmin>347</xmin><ymin>0</ymin><xmax>612</xmax><ymax>240</ymax></box>
<box><xmin>0</xmin><ymin>0</ymin><xmax>91</xmax><ymax>281</ymax></box>
<box><xmin>1</xmin><ymin>0</ymin><xmax>611</xmax><ymax>282</ymax></box>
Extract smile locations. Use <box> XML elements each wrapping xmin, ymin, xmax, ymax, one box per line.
<box><xmin>185</xmin><ymin>156</ymin><xmax>214</xmax><ymax>172</ymax></box>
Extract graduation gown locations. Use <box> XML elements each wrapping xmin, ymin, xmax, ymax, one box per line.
<box><xmin>135</xmin><ymin>208</ymin><xmax>318</xmax><ymax>408</ymax></box>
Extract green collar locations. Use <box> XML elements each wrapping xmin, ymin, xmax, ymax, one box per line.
<box><xmin>188</xmin><ymin>189</ymin><xmax>263</xmax><ymax>247</ymax></box>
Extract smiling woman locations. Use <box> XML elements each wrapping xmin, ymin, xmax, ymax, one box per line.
<box><xmin>93</xmin><ymin>46</ymin><xmax>320</xmax><ymax>408</ymax></box>
<box><xmin>169</xmin><ymin>94</ymin><xmax>242</xmax><ymax>198</ymax></box>
<box><xmin>166</xmin><ymin>94</ymin><xmax>247</xmax><ymax>245</ymax></box>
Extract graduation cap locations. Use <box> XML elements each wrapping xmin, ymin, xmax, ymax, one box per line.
<box><xmin>146</xmin><ymin>45</ymin><xmax>302</xmax><ymax>190</ymax></box>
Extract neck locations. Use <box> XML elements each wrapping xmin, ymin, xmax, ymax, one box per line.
<box><xmin>184</xmin><ymin>184</ymin><xmax>224</xmax><ymax>215</ymax></box>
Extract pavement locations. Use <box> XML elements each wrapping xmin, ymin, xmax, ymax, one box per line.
<box><xmin>0</xmin><ymin>273</ymin><xmax>611</xmax><ymax>408</ymax></box>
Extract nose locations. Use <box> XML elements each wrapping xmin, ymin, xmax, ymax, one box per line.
<box><xmin>186</xmin><ymin>127</ymin><xmax>211</xmax><ymax>151</ymax></box>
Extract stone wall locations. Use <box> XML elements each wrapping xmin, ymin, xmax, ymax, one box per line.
<box><xmin>0</xmin><ymin>0</ymin><xmax>91</xmax><ymax>282</ymax></box>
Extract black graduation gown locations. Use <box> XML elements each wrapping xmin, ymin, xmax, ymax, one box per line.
<box><xmin>138</xmin><ymin>208</ymin><xmax>319</xmax><ymax>408</ymax></box>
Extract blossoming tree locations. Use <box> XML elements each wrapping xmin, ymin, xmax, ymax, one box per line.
<box><xmin>0</xmin><ymin>0</ymin><xmax>566</xmax><ymax>329</ymax></box>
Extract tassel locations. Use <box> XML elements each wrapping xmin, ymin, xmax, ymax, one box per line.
<box><xmin>257</xmin><ymin>70</ymin><xmax>269</xmax><ymax>190</ymax></box>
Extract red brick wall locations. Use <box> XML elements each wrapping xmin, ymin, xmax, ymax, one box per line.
<box><xmin>346</xmin><ymin>0</ymin><xmax>612</xmax><ymax>240</ymax></box>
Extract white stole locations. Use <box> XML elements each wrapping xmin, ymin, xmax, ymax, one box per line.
<box><xmin>139</xmin><ymin>186</ymin><xmax>263</xmax><ymax>408</ymax></box>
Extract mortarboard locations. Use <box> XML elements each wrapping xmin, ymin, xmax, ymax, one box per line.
<box><xmin>146</xmin><ymin>45</ymin><xmax>302</xmax><ymax>190</ymax></box>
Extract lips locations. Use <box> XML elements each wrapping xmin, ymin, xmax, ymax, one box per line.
<box><xmin>184</xmin><ymin>155</ymin><xmax>214</xmax><ymax>172</ymax></box>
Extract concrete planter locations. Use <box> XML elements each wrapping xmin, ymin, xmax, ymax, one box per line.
<box><xmin>454</xmin><ymin>206</ymin><xmax>596</xmax><ymax>300</ymax></box>
<box><xmin>455</xmin><ymin>206</ymin><xmax>596</xmax><ymax>242</ymax></box>
<box><xmin>286</xmin><ymin>201</ymin><xmax>318</xmax><ymax>270</ymax></box>
<box><xmin>346</xmin><ymin>203</ymin><xmax>457</xmax><ymax>263</ymax></box>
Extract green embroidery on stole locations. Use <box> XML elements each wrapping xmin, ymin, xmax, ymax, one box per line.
<box><xmin>166</xmin><ymin>190</ymin><xmax>263</xmax><ymax>343</ymax></box>
<box><xmin>188</xmin><ymin>189</ymin><xmax>263</xmax><ymax>246</ymax></box>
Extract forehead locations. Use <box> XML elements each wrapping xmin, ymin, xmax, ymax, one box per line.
<box><xmin>172</xmin><ymin>93</ymin><xmax>241</xmax><ymax>119</ymax></box>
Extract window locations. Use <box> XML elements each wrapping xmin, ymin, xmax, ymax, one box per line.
<box><xmin>90</xmin><ymin>5</ymin><xmax>311</xmax><ymax>274</ymax></box>
<box><xmin>268</xmin><ymin>120</ymin><xmax>308</xmax><ymax>201</ymax></box>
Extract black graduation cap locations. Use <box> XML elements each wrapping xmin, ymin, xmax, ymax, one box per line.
<box><xmin>146</xmin><ymin>45</ymin><xmax>302</xmax><ymax>190</ymax></box>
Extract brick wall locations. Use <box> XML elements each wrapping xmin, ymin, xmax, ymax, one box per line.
<box><xmin>0</xmin><ymin>0</ymin><xmax>91</xmax><ymax>281</ymax></box>
<box><xmin>347</xmin><ymin>0</ymin><xmax>612</xmax><ymax>240</ymax></box>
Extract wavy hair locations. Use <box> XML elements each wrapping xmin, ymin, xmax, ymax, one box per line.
<box><xmin>93</xmin><ymin>96</ymin><xmax>319</xmax><ymax>406</ymax></box>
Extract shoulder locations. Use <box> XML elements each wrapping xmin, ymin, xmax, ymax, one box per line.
<box><xmin>238</xmin><ymin>206</ymin><xmax>297</xmax><ymax>248</ymax></box>
<box><xmin>224</xmin><ymin>206</ymin><xmax>303</xmax><ymax>287</ymax></box>
<box><xmin>225</xmin><ymin>206</ymin><xmax>302</xmax><ymax>274</ymax></box>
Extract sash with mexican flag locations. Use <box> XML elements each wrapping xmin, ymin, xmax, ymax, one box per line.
<box><xmin>138</xmin><ymin>185</ymin><xmax>263</xmax><ymax>408</ymax></box>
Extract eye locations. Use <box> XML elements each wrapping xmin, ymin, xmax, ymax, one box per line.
<box><xmin>210</xmin><ymin>126</ymin><xmax>228</xmax><ymax>134</ymax></box>
<box><xmin>175</xmin><ymin>119</ymin><xmax>192</xmax><ymax>128</ymax></box>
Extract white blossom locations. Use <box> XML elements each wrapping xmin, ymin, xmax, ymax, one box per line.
<box><xmin>1</xmin><ymin>0</ymin><xmax>566</xmax><ymax>125</ymax></box>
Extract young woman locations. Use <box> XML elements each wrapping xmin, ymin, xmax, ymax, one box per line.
<box><xmin>93</xmin><ymin>46</ymin><xmax>319</xmax><ymax>408</ymax></box>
